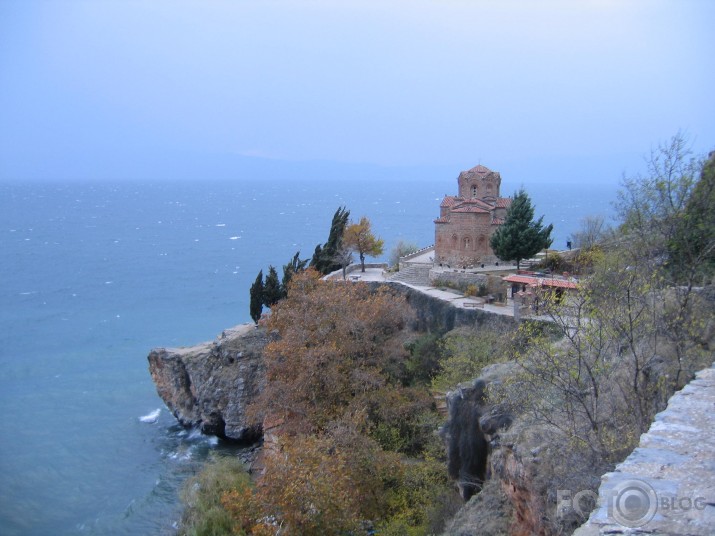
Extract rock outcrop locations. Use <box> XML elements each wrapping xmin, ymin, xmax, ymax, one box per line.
<box><xmin>440</xmin><ymin>365</ymin><xmax>516</xmax><ymax>495</ymax></box>
<box><xmin>148</xmin><ymin>323</ymin><xmax>270</xmax><ymax>442</ymax></box>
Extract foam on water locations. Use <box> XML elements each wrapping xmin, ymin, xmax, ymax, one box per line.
<box><xmin>139</xmin><ymin>409</ymin><xmax>161</xmax><ymax>423</ymax></box>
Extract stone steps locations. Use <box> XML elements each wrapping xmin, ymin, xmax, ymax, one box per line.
<box><xmin>389</xmin><ymin>263</ymin><xmax>432</xmax><ymax>286</ymax></box>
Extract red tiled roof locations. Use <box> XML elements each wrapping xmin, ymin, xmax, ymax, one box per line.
<box><xmin>451</xmin><ymin>198</ymin><xmax>494</xmax><ymax>212</ymax></box>
<box><xmin>440</xmin><ymin>195</ymin><xmax>461</xmax><ymax>208</ymax></box>
<box><xmin>503</xmin><ymin>274</ymin><xmax>578</xmax><ymax>289</ymax></box>
<box><xmin>466</xmin><ymin>164</ymin><xmax>492</xmax><ymax>174</ymax></box>
<box><xmin>496</xmin><ymin>197</ymin><xmax>512</xmax><ymax>208</ymax></box>
<box><xmin>503</xmin><ymin>275</ymin><xmax>538</xmax><ymax>285</ymax></box>
<box><xmin>452</xmin><ymin>204</ymin><xmax>490</xmax><ymax>214</ymax></box>
<box><xmin>492</xmin><ymin>218</ymin><xmax>506</xmax><ymax>225</ymax></box>
<box><xmin>434</xmin><ymin>216</ymin><xmax>450</xmax><ymax>223</ymax></box>
<box><xmin>545</xmin><ymin>279</ymin><xmax>579</xmax><ymax>289</ymax></box>
<box><xmin>462</xmin><ymin>197</ymin><xmax>493</xmax><ymax>208</ymax></box>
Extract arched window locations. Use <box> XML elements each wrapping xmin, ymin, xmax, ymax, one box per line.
<box><xmin>451</xmin><ymin>234</ymin><xmax>458</xmax><ymax>248</ymax></box>
<box><xmin>478</xmin><ymin>235</ymin><xmax>486</xmax><ymax>252</ymax></box>
<box><xmin>471</xmin><ymin>184</ymin><xmax>478</xmax><ymax>198</ymax></box>
<box><xmin>463</xmin><ymin>236</ymin><xmax>471</xmax><ymax>251</ymax></box>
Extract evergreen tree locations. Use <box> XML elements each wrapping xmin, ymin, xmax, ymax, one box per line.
<box><xmin>249</xmin><ymin>270</ymin><xmax>264</xmax><ymax>324</ymax></box>
<box><xmin>310</xmin><ymin>206</ymin><xmax>350</xmax><ymax>274</ymax></box>
<box><xmin>490</xmin><ymin>189</ymin><xmax>553</xmax><ymax>270</ymax></box>
<box><xmin>281</xmin><ymin>251</ymin><xmax>308</xmax><ymax>297</ymax></box>
<box><xmin>263</xmin><ymin>265</ymin><xmax>283</xmax><ymax>307</ymax></box>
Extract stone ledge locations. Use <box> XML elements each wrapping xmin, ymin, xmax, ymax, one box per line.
<box><xmin>574</xmin><ymin>364</ymin><xmax>715</xmax><ymax>536</ymax></box>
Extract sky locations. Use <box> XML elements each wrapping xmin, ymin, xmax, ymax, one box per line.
<box><xmin>0</xmin><ymin>0</ymin><xmax>713</xmax><ymax>183</ymax></box>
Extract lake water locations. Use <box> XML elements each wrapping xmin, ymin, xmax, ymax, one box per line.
<box><xmin>0</xmin><ymin>176</ymin><xmax>617</xmax><ymax>534</ymax></box>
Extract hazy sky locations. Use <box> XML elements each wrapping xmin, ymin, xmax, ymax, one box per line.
<box><xmin>1</xmin><ymin>0</ymin><xmax>713</xmax><ymax>182</ymax></box>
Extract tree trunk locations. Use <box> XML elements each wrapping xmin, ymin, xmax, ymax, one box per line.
<box><xmin>360</xmin><ymin>252</ymin><xmax>366</xmax><ymax>272</ymax></box>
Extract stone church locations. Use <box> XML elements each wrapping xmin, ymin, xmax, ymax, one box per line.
<box><xmin>434</xmin><ymin>164</ymin><xmax>512</xmax><ymax>267</ymax></box>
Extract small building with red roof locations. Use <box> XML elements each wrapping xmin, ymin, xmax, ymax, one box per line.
<box><xmin>502</xmin><ymin>272</ymin><xmax>579</xmax><ymax>306</ymax></box>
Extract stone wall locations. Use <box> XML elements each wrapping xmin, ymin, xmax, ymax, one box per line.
<box><xmin>435</xmin><ymin>211</ymin><xmax>498</xmax><ymax>267</ymax></box>
<box><xmin>573</xmin><ymin>364</ymin><xmax>715</xmax><ymax>536</ymax></box>
<box><xmin>376</xmin><ymin>282</ymin><xmax>516</xmax><ymax>333</ymax></box>
<box><xmin>429</xmin><ymin>270</ymin><xmax>508</xmax><ymax>300</ymax></box>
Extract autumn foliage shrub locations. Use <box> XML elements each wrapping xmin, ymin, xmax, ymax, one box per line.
<box><xmin>183</xmin><ymin>270</ymin><xmax>468</xmax><ymax>535</ymax></box>
<box><xmin>248</xmin><ymin>269</ymin><xmax>412</xmax><ymax>434</ymax></box>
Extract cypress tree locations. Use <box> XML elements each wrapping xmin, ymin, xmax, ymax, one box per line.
<box><xmin>281</xmin><ymin>251</ymin><xmax>308</xmax><ymax>297</ymax></box>
<box><xmin>263</xmin><ymin>265</ymin><xmax>283</xmax><ymax>307</ymax></box>
<box><xmin>249</xmin><ymin>270</ymin><xmax>264</xmax><ymax>324</ymax></box>
<box><xmin>310</xmin><ymin>206</ymin><xmax>350</xmax><ymax>274</ymax></box>
<box><xmin>490</xmin><ymin>189</ymin><xmax>553</xmax><ymax>270</ymax></box>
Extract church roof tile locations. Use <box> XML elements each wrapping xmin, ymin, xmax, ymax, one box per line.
<box><xmin>440</xmin><ymin>195</ymin><xmax>461</xmax><ymax>208</ymax></box>
<box><xmin>466</xmin><ymin>164</ymin><xmax>492</xmax><ymax>174</ymax></box>
<box><xmin>452</xmin><ymin>204</ymin><xmax>491</xmax><ymax>214</ymax></box>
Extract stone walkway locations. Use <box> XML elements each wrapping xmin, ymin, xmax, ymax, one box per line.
<box><xmin>344</xmin><ymin>266</ymin><xmax>518</xmax><ymax>317</ymax></box>
<box><xmin>574</xmin><ymin>364</ymin><xmax>715</xmax><ymax>535</ymax></box>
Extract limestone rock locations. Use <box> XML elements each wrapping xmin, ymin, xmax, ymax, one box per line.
<box><xmin>148</xmin><ymin>323</ymin><xmax>269</xmax><ymax>442</ymax></box>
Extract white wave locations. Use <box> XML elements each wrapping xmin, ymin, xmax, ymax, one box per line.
<box><xmin>186</xmin><ymin>427</ymin><xmax>204</xmax><ymax>440</ymax></box>
<box><xmin>139</xmin><ymin>409</ymin><xmax>161</xmax><ymax>423</ymax></box>
<box><xmin>169</xmin><ymin>449</ymin><xmax>192</xmax><ymax>461</ymax></box>
<box><xmin>229</xmin><ymin>236</ymin><xmax>240</xmax><ymax>240</ymax></box>
<box><xmin>215</xmin><ymin>223</ymin><xmax>226</xmax><ymax>227</ymax></box>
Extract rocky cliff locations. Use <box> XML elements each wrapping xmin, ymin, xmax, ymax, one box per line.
<box><xmin>148</xmin><ymin>323</ymin><xmax>270</xmax><ymax>442</ymax></box>
<box><xmin>148</xmin><ymin>284</ymin><xmax>518</xmax><ymax>445</ymax></box>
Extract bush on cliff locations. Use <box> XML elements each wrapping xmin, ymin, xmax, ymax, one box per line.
<box><xmin>226</xmin><ymin>270</ymin><xmax>460</xmax><ymax>534</ymax></box>
<box><xmin>179</xmin><ymin>456</ymin><xmax>253</xmax><ymax>536</ymax></box>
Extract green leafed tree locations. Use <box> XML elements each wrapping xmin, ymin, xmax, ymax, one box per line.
<box><xmin>310</xmin><ymin>206</ymin><xmax>350</xmax><ymax>275</ymax></box>
<box><xmin>490</xmin><ymin>188</ymin><xmax>553</xmax><ymax>270</ymax></box>
<box><xmin>343</xmin><ymin>216</ymin><xmax>384</xmax><ymax>272</ymax></box>
<box><xmin>623</xmin><ymin>137</ymin><xmax>715</xmax><ymax>285</ymax></box>
<box><xmin>262</xmin><ymin>265</ymin><xmax>282</xmax><ymax>308</ymax></box>
<box><xmin>248</xmin><ymin>270</ymin><xmax>264</xmax><ymax>324</ymax></box>
<box><xmin>673</xmin><ymin>150</ymin><xmax>715</xmax><ymax>282</ymax></box>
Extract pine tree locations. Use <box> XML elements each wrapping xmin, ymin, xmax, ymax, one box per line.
<box><xmin>490</xmin><ymin>189</ymin><xmax>553</xmax><ymax>270</ymax></box>
<box><xmin>263</xmin><ymin>265</ymin><xmax>282</xmax><ymax>307</ymax></box>
<box><xmin>249</xmin><ymin>270</ymin><xmax>264</xmax><ymax>324</ymax></box>
<box><xmin>310</xmin><ymin>207</ymin><xmax>350</xmax><ymax>274</ymax></box>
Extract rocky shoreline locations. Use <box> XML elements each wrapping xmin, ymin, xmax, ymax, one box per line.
<box><xmin>148</xmin><ymin>323</ymin><xmax>270</xmax><ymax>443</ymax></box>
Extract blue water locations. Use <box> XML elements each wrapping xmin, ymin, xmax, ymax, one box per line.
<box><xmin>0</xmin><ymin>177</ymin><xmax>616</xmax><ymax>535</ymax></box>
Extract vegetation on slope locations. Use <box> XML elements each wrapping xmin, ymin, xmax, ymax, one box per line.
<box><xmin>184</xmin><ymin>135</ymin><xmax>714</xmax><ymax>536</ymax></box>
